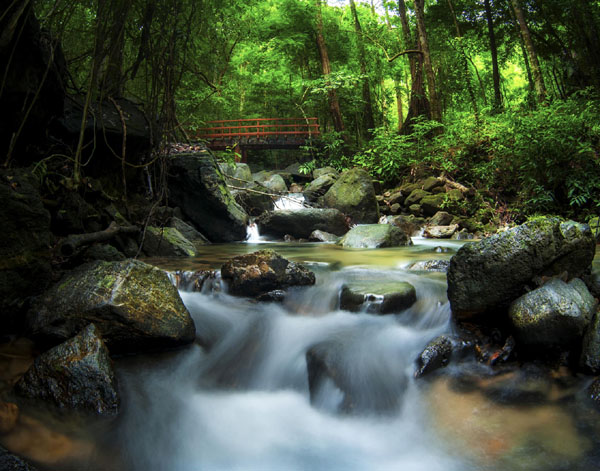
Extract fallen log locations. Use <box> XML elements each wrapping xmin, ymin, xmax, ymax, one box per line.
<box><xmin>60</xmin><ymin>222</ymin><xmax>139</xmax><ymax>256</ymax></box>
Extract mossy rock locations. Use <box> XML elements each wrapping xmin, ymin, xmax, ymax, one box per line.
<box><xmin>398</xmin><ymin>182</ymin><xmax>421</xmax><ymax>194</ymax></box>
<box><xmin>313</xmin><ymin>167</ymin><xmax>339</xmax><ymax>179</ymax></box>
<box><xmin>320</xmin><ymin>168</ymin><xmax>379</xmax><ymax>224</ymax></box>
<box><xmin>26</xmin><ymin>260</ymin><xmax>196</xmax><ymax>354</ymax></box>
<box><xmin>14</xmin><ymin>324</ymin><xmax>119</xmax><ymax>416</ymax></box>
<box><xmin>448</xmin><ymin>217</ymin><xmax>597</xmax><ymax>321</ymax></box>
<box><xmin>422</xmin><ymin>177</ymin><xmax>444</xmax><ymax>192</ymax></box>
<box><xmin>168</xmin><ymin>217</ymin><xmax>210</xmax><ymax>250</ymax></box>
<box><xmin>337</xmin><ymin>224</ymin><xmax>412</xmax><ymax>248</ymax></box>
<box><xmin>303</xmin><ymin>174</ymin><xmax>337</xmax><ymax>202</ymax></box>
<box><xmin>257</xmin><ymin>208</ymin><xmax>348</xmax><ymax>239</ymax></box>
<box><xmin>339</xmin><ymin>281</ymin><xmax>416</xmax><ymax>314</ymax></box>
<box><xmin>263</xmin><ymin>174</ymin><xmax>288</xmax><ymax>193</ymax></box>
<box><xmin>588</xmin><ymin>217</ymin><xmax>600</xmax><ymax>242</ymax></box>
<box><xmin>581</xmin><ymin>311</ymin><xmax>600</xmax><ymax>373</ymax></box>
<box><xmin>405</xmin><ymin>189</ymin><xmax>430</xmax><ymax>207</ymax></box>
<box><xmin>143</xmin><ymin>226</ymin><xmax>197</xmax><ymax>257</ymax></box>
<box><xmin>420</xmin><ymin>194</ymin><xmax>447</xmax><ymax>217</ymax></box>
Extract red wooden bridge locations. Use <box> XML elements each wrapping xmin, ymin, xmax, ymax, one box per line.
<box><xmin>194</xmin><ymin>117</ymin><xmax>320</xmax><ymax>162</ymax></box>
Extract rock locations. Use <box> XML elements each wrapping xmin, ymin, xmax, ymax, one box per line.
<box><xmin>339</xmin><ymin>281</ymin><xmax>416</xmax><ymax>314</ymax></box>
<box><xmin>387</xmin><ymin>214</ymin><xmax>425</xmax><ymax>236</ymax></box>
<box><xmin>320</xmin><ymin>168</ymin><xmax>379</xmax><ymax>224</ymax></box>
<box><xmin>589</xmin><ymin>378</ymin><xmax>600</xmax><ymax>407</ymax></box>
<box><xmin>256</xmin><ymin>290</ymin><xmax>286</xmax><ymax>303</ymax></box>
<box><xmin>289</xmin><ymin>183</ymin><xmax>303</xmax><ymax>193</ymax></box>
<box><xmin>429</xmin><ymin>211</ymin><xmax>454</xmax><ymax>226</ymax></box>
<box><xmin>390</xmin><ymin>203</ymin><xmax>401</xmax><ymax>214</ymax></box>
<box><xmin>221</xmin><ymin>249</ymin><xmax>315</xmax><ymax>297</ymax></box>
<box><xmin>584</xmin><ymin>272</ymin><xmax>600</xmax><ymax>299</ymax></box>
<box><xmin>387</xmin><ymin>191</ymin><xmax>406</xmax><ymax>206</ymax></box>
<box><xmin>581</xmin><ymin>312</ymin><xmax>600</xmax><ymax>373</ymax></box>
<box><xmin>337</xmin><ymin>224</ymin><xmax>412</xmax><ymax>248</ymax></box>
<box><xmin>414</xmin><ymin>335</ymin><xmax>473</xmax><ymax>378</ymax></box>
<box><xmin>424</xmin><ymin>224</ymin><xmax>458</xmax><ymax>239</ymax></box>
<box><xmin>27</xmin><ymin>260</ymin><xmax>196</xmax><ymax>354</ymax></box>
<box><xmin>451</xmin><ymin>229</ymin><xmax>475</xmax><ymax>240</ymax></box>
<box><xmin>220</xmin><ymin>162</ymin><xmax>252</xmax><ymax>186</ymax></box>
<box><xmin>303</xmin><ymin>174</ymin><xmax>337</xmax><ymax>202</ymax></box>
<box><xmin>233</xmin><ymin>182</ymin><xmax>275</xmax><ymax>217</ymax></box>
<box><xmin>404</xmin><ymin>189</ymin><xmax>430</xmax><ymax>207</ymax></box>
<box><xmin>309</xmin><ymin>230</ymin><xmax>340</xmax><ymax>243</ymax></box>
<box><xmin>167</xmin><ymin>154</ymin><xmax>248</xmax><ymax>242</ymax></box>
<box><xmin>257</xmin><ymin>208</ymin><xmax>348</xmax><ymax>239</ymax></box>
<box><xmin>422</xmin><ymin>176</ymin><xmax>444</xmax><ymax>192</ymax></box>
<box><xmin>482</xmin><ymin>364</ymin><xmax>553</xmax><ymax>405</ymax></box>
<box><xmin>143</xmin><ymin>227</ymin><xmax>196</xmax><ymax>257</ymax></box>
<box><xmin>508</xmin><ymin>278</ymin><xmax>597</xmax><ymax>347</ymax></box>
<box><xmin>171</xmin><ymin>270</ymin><xmax>219</xmax><ymax>293</ymax></box>
<box><xmin>263</xmin><ymin>174</ymin><xmax>288</xmax><ymax>193</ymax></box>
<box><xmin>588</xmin><ymin>217</ymin><xmax>600</xmax><ymax>242</ymax></box>
<box><xmin>0</xmin><ymin>445</ymin><xmax>39</xmax><ymax>471</ymax></box>
<box><xmin>313</xmin><ymin>167</ymin><xmax>339</xmax><ymax>179</ymax></box>
<box><xmin>406</xmin><ymin>260</ymin><xmax>450</xmax><ymax>272</ymax></box>
<box><xmin>420</xmin><ymin>193</ymin><xmax>448</xmax><ymax>217</ymax></box>
<box><xmin>82</xmin><ymin>244</ymin><xmax>126</xmax><ymax>262</ymax></box>
<box><xmin>168</xmin><ymin>217</ymin><xmax>210</xmax><ymax>249</ymax></box>
<box><xmin>0</xmin><ymin>170</ymin><xmax>53</xmax><ymax>332</ymax></box>
<box><xmin>14</xmin><ymin>324</ymin><xmax>119</xmax><ymax>416</ymax></box>
<box><xmin>447</xmin><ymin>217</ymin><xmax>597</xmax><ymax>320</ymax></box>
<box><xmin>398</xmin><ymin>182</ymin><xmax>421</xmax><ymax>194</ymax></box>
<box><xmin>0</xmin><ymin>402</ymin><xmax>18</xmax><ymax>434</ymax></box>
<box><xmin>409</xmin><ymin>204</ymin><xmax>422</xmax><ymax>216</ymax></box>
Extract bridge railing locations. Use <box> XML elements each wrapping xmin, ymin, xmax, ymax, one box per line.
<box><xmin>194</xmin><ymin>117</ymin><xmax>320</xmax><ymax>140</ymax></box>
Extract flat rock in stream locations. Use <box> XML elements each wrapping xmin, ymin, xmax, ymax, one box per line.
<box><xmin>14</xmin><ymin>324</ymin><xmax>119</xmax><ymax>415</ymax></box>
<box><xmin>26</xmin><ymin>260</ymin><xmax>196</xmax><ymax>354</ymax></box>
<box><xmin>337</xmin><ymin>224</ymin><xmax>412</xmax><ymax>248</ymax></box>
<box><xmin>257</xmin><ymin>208</ymin><xmax>348</xmax><ymax>239</ymax></box>
<box><xmin>339</xmin><ymin>281</ymin><xmax>416</xmax><ymax>314</ymax></box>
<box><xmin>221</xmin><ymin>249</ymin><xmax>315</xmax><ymax>297</ymax></box>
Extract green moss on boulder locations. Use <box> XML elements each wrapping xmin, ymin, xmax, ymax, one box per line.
<box><xmin>320</xmin><ymin>168</ymin><xmax>379</xmax><ymax>223</ymax></box>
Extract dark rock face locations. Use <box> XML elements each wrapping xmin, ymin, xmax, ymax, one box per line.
<box><xmin>508</xmin><ymin>278</ymin><xmax>597</xmax><ymax>347</ymax></box>
<box><xmin>142</xmin><ymin>227</ymin><xmax>196</xmax><ymax>257</ymax></box>
<box><xmin>168</xmin><ymin>217</ymin><xmax>210</xmax><ymax>250</ymax></box>
<box><xmin>14</xmin><ymin>324</ymin><xmax>119</xmax><ymax>416</ymax></box>
<box><xmin>447</xmin><ymin>218</ymin><xmax>596</xmax><ymax>320</ymax></box>
<box><xmin>167</xmin><ymin>154</ymin><xmax>248</xmax><ymax>242</ymax></box>
<box><xmin>581</xmin><ymin>312</ymin><xmax>600</xmax><ymax>373</ymax></box>
<box><xmin>221</xmin><ymin>249</ymin><xmax>315</xmax><ymax>297</ymax></box>
<box><xmin>303</xmin><ymin>174</ymin><xmax>337</xmax><ymax>202</ymax></box>
<box><xmin>257</xmin><ymin>208</ymin><xmax>348</xmax><ymax>239</ymax></box>
<box><xmin>26</xmin><ymin>260</ymin><xmax>196</xmax><ymax>354</ymax></box>
<box><xmin>0</xmin><ymin>170</ymin><xmax>53</xmax><ymax>332</ymax></box>
<box><xmin>339</xmin><ymin>281</ymin><xmax>416</xmax><ymax>314</ymax></box>
<box><xmin>233</xmin><ymin>182</ymin><xmax>275</xmax><ymax>217</ymax></box>
<box><xmin>0</xmin><ymin>446</ymin><xmax>39</xmax><ymax>471</ymax></box>
<box><xmin>320</xmin><ymin>168</ymin><xmax>379</xmax><ymax>224</ymax></box>
<box><xmin>337</xmin><ymin>224</ymin><xmax>412</xmax><ymax>248</ymax></box>
<box><xmin>414</xmin><ymin>335</ymin><xmax>474</xmax><ymax>378</ymax></box>
<box><xmin>589</xmin><ymin>378</ymin><xmax>600</xmax><ymax>407</ymax></box>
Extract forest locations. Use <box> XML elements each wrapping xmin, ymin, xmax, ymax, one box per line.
<box><xmin>2</xmin><ymin>0</ymin><xmax>599</xmax><ymax>221</ymax></box>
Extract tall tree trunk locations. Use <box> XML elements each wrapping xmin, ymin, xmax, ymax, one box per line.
<box><xmin>384</xmin><ymin>2</ymin><xmax>404</xmax><ymax>131</ymax></box>
<box><xmin>414</xmin><ymin>0</ymin><xmax>441</xmax><ymax>121</ymax></box>
<box><xmin>447</xmin><ymin>0</ymin><xmax>479</xmax><ymax>120</ymax></box>
<box><xmin>398</xmin><ymin>0</ymin><xmax>429</xmax><ymax>133</ymax></box>
<box><xmin>349</xmin><ymin>0</ymin><xmax>375</xmax><ymax>137</ymax></box>
<box><xmin>511</xmin><ymin>0</ymin><xmax>546</xmax><ymax>102</ymax></box>
<box><xmin>315</xmin><ymin>0</ymin><xmax>344</xmax><ymax>134</ymax></box>
<box><xmin>484</xmin><ymin>0</ymin><xmax>502</xmax><ymax>112</ymax></box>
<box><xmin>101</xmin><ymin>0</ymin><xmax>131</xmax><ymax>98</ymax></box>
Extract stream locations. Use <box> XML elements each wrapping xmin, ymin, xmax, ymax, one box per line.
<box><xmin>1</xmin><ymin>237</ymin><xmax>599</xmax><ymax>470</ymax></box>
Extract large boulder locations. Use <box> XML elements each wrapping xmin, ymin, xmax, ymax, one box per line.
<box><xmin>220</xmin><ymin>162</ymin><xmax>252</xmax><ymax>186</ymax></box>
<box><xmin>313</xmin><ymin>167</ymin><xmax>339</xmax><ymax>179</ymax></box>
<box><xmin>167</xmin><ymin>154</ymin><xmax>248</xmax><ymax>242</ymax></box>
<box><xmin>303</xmin><ymin>174</ymin><xmax>337</xmax><ymax>202</ymax></box>
<box><xmin>14</xmin><ymin>324</ymin><xmax>119</xmax><ymax>416</ymax></box>
<box><xmin>26</xmin><ymin>260</ymin><xmax>196</xmax><ymax>354</ymax></box>
<box><xmin>221</xmin><ymin>249</ymin><xmax>315</xmax><ymax>297</ymax></box>
<box><xmin>508</xmin><ymin>278</ymin><xmax>597</xmax><ymax>347</ymax></box>
<box><xmin>339</xmin><ymin>281</ymin><xmax>416</xmax><ymax>314</ymax></box>
<box><xmin>320</xmin><ymin>168</ymin><xmax>379</xmax><ymax>223</ymax></box>
<box><xmin>263</xmin><ymin>174</ymin><xmax>288</xmax><ymax>193</ymax></box>
<box><xmin>233</xmin><ymin>182</ymin><xmax>275</xmax><ymax>216</ymax></box>
<box><xmin>581</xmin><ymin>312</ymin><xmax>600</xmax><ymax>373</ymax></box>
<box><xmin>337</xmin><ymin>224</ymin><xmax>412</xmax><ymax>249</ymax></box>
<box><xmin>424</xmin><ymin>224</ymin><xmax>458</xmax><ymax>239</ymax></box>
<box><xmin>257</xmin><ymin>208</ymin><xmax>348</xmax><ymax>239</ymax></box>
<box><xmin>404</xmin><ymin>189</ymin><xmax>430</xmax><ymax>207</ymax></box>
<box><xmin>143</xmin><ymin>227</ymin><xmax>196</xmax><ymax>257</ymax></box>
<box><xmin>0</xmin><ymin>170</ymin><xmax>53</xmax><ymax>332</ymax></box>
<box><xmin>447</xmin><ymin>218</ymin><xmax>596</xmax><ymax>320</ymax></box>
<box><xmin>168</xmin><ymin>217</ymin><xmax>210</xmax><ymax>250</ymax></box>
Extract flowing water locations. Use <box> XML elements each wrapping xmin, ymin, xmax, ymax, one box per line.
<box><xmin>1</xmin><ymin>237</ymin><xmax>599</xmax><ymax>471</ymax></box>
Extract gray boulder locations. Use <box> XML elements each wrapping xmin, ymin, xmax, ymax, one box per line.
<box><xmin>447</xmin><ymin>217</ymin><xmax>596</xmax><ymax>320</ymax></box>
<box><xmin>167</xmin><ymin>154</ymin><xmax>248</xmax><ymax>242</ymax></box>
<box><xmin>143</xmin><ymin>227</ymin><xmax>196</xmax><ymax>257</ymax></box>
<box><xmin>26</xmin><ymin>260</ymin><xmax>196</xmax><ymax>354</ymax></box>
<box><xmin>320</xmin><ymin>168</ymin><xmax>379</xmax><ymax>223</ymax></box>
<box><xmin>406</xmin><ymin>259</ymin><xmax>450</xmax><ymax>272</ymax></box>
<box><xmin>220</xmin><ymin>162</ymin><xmax>252</xmax><ymax>186</ymax></box>
<box><xmin>14</xmin><ymin>324</ymin><xmax>119</xmax><ymax>416</ymax></box>
<box><xmin>303</xmin><ymin>174</ymin><xmax>337</xmax><ymax>202</ymax></box>
<box><xmin>309</xmin><ymin>230</ymin><xmax>340</xmax><ymax>243</ymax></box>
<box><xmin>424</xmin><ymin>224</ymin><xmax>458</xmax><ymax>239</ymax></box>
<box><xmin>168</xmin><ymin>217</ymin><xmax>210</xmax><ymax>249</ymax></box>
<box><xmin>337</xmin><ymin>224</ymin><xmax>412</xmax><ymax>249</ymax></box>
<box><xmin>313</xmin><ymin>167</ymin><xmax>339</xmax><ymax>179</ymax></box>
<box><xmin>263</xmin><ymin>174</ymin><xmax>288</xmax><ymax>193</ymax></box>
<box><xmin>508</xmin><ymin>278</ymin><xmax>597</xmax><ymax>346</ymax></box>
<box><xmin>581</xmin><ymin>312</ymin><xmax>600</xmax><ymax>373</ymax></box>
<box><xmin>429</xmin><ymin>211</ymin><xmax>454</xmax><ymax>226</ymax></box>
<box><xmin>257</xmin><ymin>208</ymin><xmax>348</xmax><ymax>239</ymax></box>
<box><xmin>221</xmin><ymin>249</ymin><xmax>315</xmax><ymax>297</ymax></box>
<box><xmin>339</xmin><ymin>281</ymin><xmax>416</xmax><ymax>314</ymax></box>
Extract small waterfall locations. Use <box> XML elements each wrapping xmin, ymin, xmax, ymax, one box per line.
<box><xmin>246</xmin><ymin>221</ymin><xmax>262</xmax><ymax>242</ymax></box>
<box><xmin>273</xmin><ymin>193</ymin><xmax>306</xmax><ymax>211</ymax></box>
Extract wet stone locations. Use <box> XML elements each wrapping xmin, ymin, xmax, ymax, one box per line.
<box><xmin>339</xmin><ymin>281</ymin><xmax>416</xmax><ymax>314</ymax></box>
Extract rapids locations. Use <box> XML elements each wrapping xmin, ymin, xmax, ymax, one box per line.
<box><xmin>1</xmin><ymin>239</ymin><xmax>599</xmax><ymax>471</ymax></box>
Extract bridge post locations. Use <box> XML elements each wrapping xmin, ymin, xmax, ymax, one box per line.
<box><xmin>233</xmin><ymin>144</ymin><xmax>247</xmax><ymax>163</ymax></box>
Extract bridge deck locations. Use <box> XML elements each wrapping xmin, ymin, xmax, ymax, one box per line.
<box><xmin>193</xmin><ymin>118</ymin><xmax>320</xmax><ymax>160</ymax></box>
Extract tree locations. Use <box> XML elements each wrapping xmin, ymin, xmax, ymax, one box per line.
<box><xmin>414</xmin><ymin>0</ymin><xmax>441</xmax><ymax>121</ymax></box>
<box><xmin>484</xmin><ymin>0</ymin><xmax>502</xmax><ymax>112</ymax></box>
